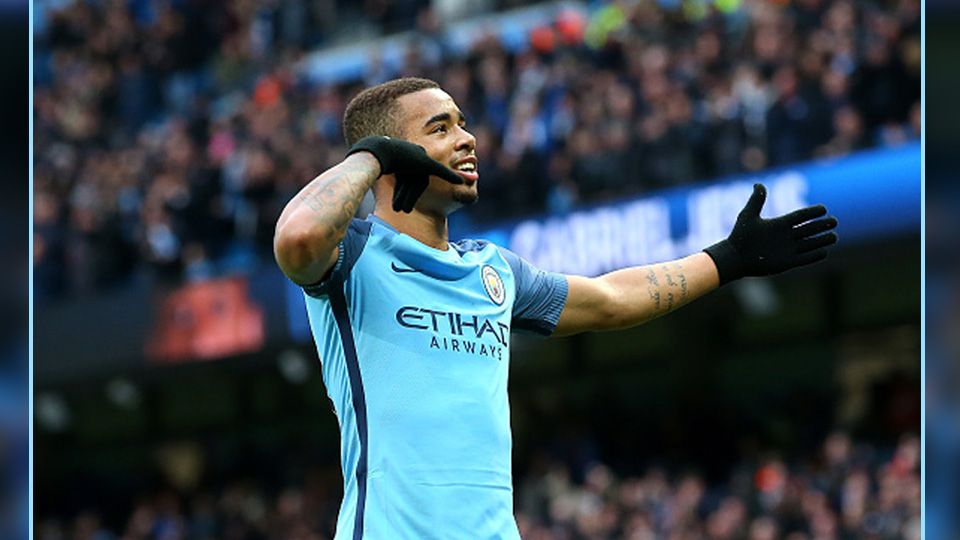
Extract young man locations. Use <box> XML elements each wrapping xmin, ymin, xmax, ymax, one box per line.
<box><xmin>274</xmin><ymin>77</ymin><xmax>838</xmax><ymax>539</ymax></box>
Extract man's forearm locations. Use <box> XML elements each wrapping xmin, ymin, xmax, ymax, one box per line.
<box><xmin>274</xmin><ymin>152</ymin><xmax>380</xmax><ymax>280</ymax></box>
<box><xmin>597</xmin><ymin>252</ymin><xmax>720</xmax><ymax>329</ymax></box>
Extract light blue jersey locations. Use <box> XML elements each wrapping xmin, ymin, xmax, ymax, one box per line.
<box><xmin>301</xmin><ymin>215</ymin><xmax>568</xmax><ymax>539</ymax></box>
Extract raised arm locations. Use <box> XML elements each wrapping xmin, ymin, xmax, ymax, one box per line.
<box><xmin>274</xmin><ymin>152</ymin><xmax>381</xmax><ymax>285</ymax></box>
<box><xmin>554</xmin><ymin>184</ymin><xmax>838</xmax><ymax>336</ymax></box>
<box><xmin>274</xmin><ymin>136</ymin><xmax>464</xmax><ymax>285</ymax></box>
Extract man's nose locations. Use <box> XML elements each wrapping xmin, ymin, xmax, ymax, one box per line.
<box><xmin>455</xmin><ymin>128</ymin><xmax>476</xmax><ymax>152</ymax></box>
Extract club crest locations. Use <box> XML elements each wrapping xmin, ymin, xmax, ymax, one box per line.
<box><xmin>481</xmin><ymin>265</ymin><xmax>505</xmax><ymax>305</ymax></box>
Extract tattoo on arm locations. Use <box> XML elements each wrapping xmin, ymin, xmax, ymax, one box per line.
<box><xmin>650</xmin><ymin>264</ymin><xmax>689</xmax><ymax>314</ymax></box>
<box><xmin>296</xmin><ymin>158</ymin><xmax>377</xmax><ymax>243</ymax></box>
<box><xmin>646</xmin><ymin>268</ymin><xmax>659</xmax><ymax>286</ymax></box>
<box><xmin>647</xmin><ymin>287</ymin><xmax>661</xmax><ymax>310</ymax></box>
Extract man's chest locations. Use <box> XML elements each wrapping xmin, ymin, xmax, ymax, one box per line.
<box><xmin>348</xmin><ymin>247</ymin><xmax>515</xmax><ymax>360</ymax></box>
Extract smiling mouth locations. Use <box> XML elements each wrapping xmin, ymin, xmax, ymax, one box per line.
<box><xmin>453</xmin><ymin>169</ymin><xmax>478</xmax><ymax>183</ymax></box>
<box><xmin>451</xmin><ymin>159</ymin><xmax>479</xmax><ymax>183</ymax></box>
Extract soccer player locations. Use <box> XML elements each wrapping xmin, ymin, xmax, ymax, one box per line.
<box><xmin>273</xmin><ymin>78</ymin><xmax>838</xmax><ymax>539</ymax></box>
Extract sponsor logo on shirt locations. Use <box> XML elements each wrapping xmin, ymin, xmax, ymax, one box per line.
<box><xmin>395</xmin><ymin>306</ymin><xmax>509</xmax><ymax>361</ymax></box>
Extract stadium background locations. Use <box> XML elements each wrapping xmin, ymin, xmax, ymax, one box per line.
<box><xmin>32</xmin><ymin>0</ymin><xmax>920</xmax><ymax>538</ymax></box>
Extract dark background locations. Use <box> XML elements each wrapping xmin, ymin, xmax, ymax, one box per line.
<box><xmin>2</xmin><ymin>1</ymin><xmax>29</xmax><ymax>540</ymax></box>
<box><xmin>924</xmin><ymin>2</ymin><xmax>960</xmax><ymax>538</ymax></box>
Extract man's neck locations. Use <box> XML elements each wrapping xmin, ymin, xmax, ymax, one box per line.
<box><xmin>372</xmin><ymin>205</ymin><xmax>450</xmax><ymax>251</ymax></box>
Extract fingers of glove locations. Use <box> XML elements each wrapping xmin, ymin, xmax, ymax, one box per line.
<box><xmin>392</xmin><ymin>175</ymin><xmax>414</xmax><ymax>212</ymax></box>
<box><xmin>740</xmin><ymin>183</ymin><xmax>767</xmax><ymax>218</ymax></box>
<box><xmin>794</xmin><ymin>248</ymin><xmax>829</xmax><ymax>267</ymax></box>
<box><xmin>778</xmin><ymin>204</ymin><xmax>828</xmax><ymax>226</ymax></box>
<box><xmin>391</xmin><ymin>181</ymin><xmax>407</xmax><ymax>212</ymax></box>
<box><xmin>404</xmin><ymin>182</ymin><xmax>427</xmax><ymax>212</ymax></box>
<box><xmin>796</xmin><ymin>232</ymin><xmax>838</xmax><ymax>253</ymax></box>
<box><xmin>416</xmin><ymin>176</ymin><xmax>431</xmax><ymax>204</ymax></box>
<box><xmin>394</xmin><ymin>175</ymin><xmax>428</xmax><ymax>213</ymax></box>
<box><xmin>792</xmin><ymin>216</ymin><xmax>838</xmax><ymax>239</ymax></box>
<box><xmin>398</xmin><ymin>193</ymin><xmax>414</xmax><ymax>213</ymax></box>
<box><xmin>397</xmin><ymin>181</ymin><xmax>418</xmax><ymax>213</ymax></box>
<box><xmin>422</xmin><ymin>156</ymin><xmax>464</xmax><ymax>185</ymax></box>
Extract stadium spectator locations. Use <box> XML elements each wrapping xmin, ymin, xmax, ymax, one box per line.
<box><xmin>33</xmin><ymin>0</ymin><xmax>920</xmax><ymax>301</ymax></box>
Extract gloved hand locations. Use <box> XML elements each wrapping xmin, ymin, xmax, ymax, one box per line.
<box><xmin>347</xmin><ymin>136</ymin><xmax>463</xmax><ymax>213</ymax></box>
<box><xmin>704</xmin><ymin>184</ymin><xmax>839</xmax><ymax>285</ymax></box>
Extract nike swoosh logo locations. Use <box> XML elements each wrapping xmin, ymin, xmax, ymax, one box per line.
<box><xmin>391</xmin><ymin>262</ymin><xmax>421</xmax><ymax>274</ymax></box>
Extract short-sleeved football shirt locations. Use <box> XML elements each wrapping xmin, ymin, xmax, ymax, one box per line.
<box><xmin>301</xmin><ymin>214</ymin><xmax>568</xmax><ymax>539</ymax></box>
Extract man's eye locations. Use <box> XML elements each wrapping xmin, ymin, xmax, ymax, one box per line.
<box><xmin>433</xmin><ymin>125</ymin><xmax>447</xmax><ymax>133</ymax></box>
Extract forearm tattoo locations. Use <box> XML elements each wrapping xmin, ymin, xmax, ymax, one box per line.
<box><xmin>647</xmin><ymin>287</ymin><xmax>661</xmax><ymax>310</ymax></box>
<box><xmin>645</xmin><ymin>268</ymin><xmax>659</xmax><ymax>286</ymax></box>
<box><xmin>645</xmin><ymin>262</ymin><xmax>689</xmax><ymax>315</ymax></box>
<box><xmin>296</xmin><ymin>156</ymin><xmax>378</xmax><ymax>244</ymax></box>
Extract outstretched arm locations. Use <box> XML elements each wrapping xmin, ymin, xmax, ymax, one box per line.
<box><xmin>553</xmin><ymin>184</ymin><xmax>838</xmax><ymax>336</ymax></box>
<box><xmin>554</xmin><ymin>252</ymin><xmax>719</xmax><ymax>336</ymax></box>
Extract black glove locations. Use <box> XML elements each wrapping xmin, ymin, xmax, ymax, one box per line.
<box><xmin>704</xmin><ymin>184</ymin><xmax>839</xmax><ymax>285</ymax></box>
<box><xmin>347</xmin><ymin>136</ymin><xmax>463</xmax><ymax>213</ymax></box>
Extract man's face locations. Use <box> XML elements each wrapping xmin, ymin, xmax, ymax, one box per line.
<box><xmin>394</xmin><ymin>88</ymin><xmax>479</xmax><ymax>213</ymax></box>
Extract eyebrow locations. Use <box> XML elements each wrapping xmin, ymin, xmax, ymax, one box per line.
<box><xmin>423</xmin><ymin>110</ymin><xmax>466</xmax><ymax>128</ymax></box>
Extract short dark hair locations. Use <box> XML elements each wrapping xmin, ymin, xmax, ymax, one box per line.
<box><xmin>342</xmin><ymin>77</ymin><xmax>440</xmax><ymax>146</ymax></box>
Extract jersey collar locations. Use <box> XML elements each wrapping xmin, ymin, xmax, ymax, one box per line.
<box><xmin>366</xmin><ymin>213</ymin><xmax>459</xmax><ymax>257</ymax></box>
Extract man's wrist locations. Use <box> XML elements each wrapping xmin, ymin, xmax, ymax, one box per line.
<box><xmin>345</xmin><ymin>149</ymin><xmax>383</xmax><ymax>177</ymax></box>
<box><xmin>347</xmin><ymin>136</ymin><xmax>396</xmax><ymax>175</ymax></box>
<box><xmin>703</xmin><ymin>240</ymin><xmax>744</xmax><ymax>286</ymax></box>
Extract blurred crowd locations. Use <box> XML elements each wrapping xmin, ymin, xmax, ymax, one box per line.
<box><xmin>36</xmin><ymin>432</ymin><xmax>919</xmax><ymax>540</ymax></box>
<box><xmin>33</xmin><ymin>0</ymin><xmax>920</xmax><ymax>302</ymax></box>
<box><xmin>514</xmin><ymin>432</ymin><xmax>920</xmax><ymax>540</ymax></box>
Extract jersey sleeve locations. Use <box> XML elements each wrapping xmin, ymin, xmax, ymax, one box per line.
<box><xmin>497</xmin><ymin>247</ymin><xmax>569</xmax><ymax>336</ymax></box>
<box><xmin>301</xmin><ymin>219</ymin><xmax>373</xmax><ymax>298</ymax></box>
